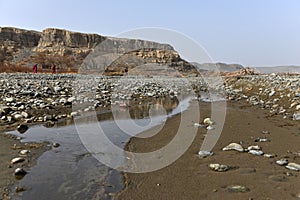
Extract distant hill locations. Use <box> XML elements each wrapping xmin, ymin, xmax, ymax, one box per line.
<box><xmin>191</xmin><ymin>62</ymin><xmax>244</xmax><ymax>72</ymax></box>
<box><xmin>254</xmin><ymin>66</ymin><xmax>300</xmax><ymax>74</ymax></box>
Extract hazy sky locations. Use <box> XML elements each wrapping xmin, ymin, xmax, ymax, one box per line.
<box><xmin>0</xmin><ymin>0</ymin><xmax>299</xmax><ymax>67</ymax></box>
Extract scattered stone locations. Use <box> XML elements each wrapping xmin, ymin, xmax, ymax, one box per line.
<box><xmin>198</xmin><ymin>150</ymin><xmax>214</xmax><ymax>158</ymax></box>
<box><xmin>285</xmin><ymin>163</ymin><xmax>300</xmax><ymax>171</ymax></box>
<box><xmin>11</xmin><ymin>157</ymin><xmax>25</xmax><ymax>164</ymax></box>
<box><xmin>14</xmin><ymin>168</ymin><xmax>27</xmax><ymax>177</ymax></box>
<box><xmin>255</xmin><ymin>137</ymin><xmax>269</xmax><ymax>142</ymax></box>
<box><xmin>44</xmin><ymin>115</ymin><xmax>53</xmax><ymax>121</ymax></box>
<box><xmin>269</xmin><ymin>90</ymin><xmax>276</xmax><ymax>97</ymax></box>
<box><xmin>53</xmin><ymin>143</ymin><xmax>60</xmax><ymax>148</ymax></box>
<box><xmin>248</xmin><ymin>150</ymin><xmax>264</xmax><ymax>156</ymax></box>
<box><xmin>222</xmin><ymin>143</ymin><xmax>244</xmax><ymax>152</ymax></box>
<box><xmin>19</xmin><ymin>150</ymin><xmax>30</xmax><ymax>155</ymax></box>
<box><xmin>21</xmin><ymin>111</ymin><xmax>29</xmax><ymax>118</ymax></box>
<box><xmin>261</xmin><ymin>130</ymin><xmax>270</xmax><ymax>134</ymax></box>
<box><xmin>17</xmin><ymin>124</ymin><xmax>29</xmax><ymax>134</ymax></box>
<box><xmin>263</xmin><ymin>153</ymin><xmax>276</xmax><ymax>158</ymax></box>
<box><xmin>70</xmin><ymin>111</ymin><xmax>79</xmax><ymax>117</ymax></box>
<box><xmin>293</xmin><ymin>113</ymin><xmax>300</xmax><ymax>121</ymax></box>
<box><xmin>209</xmin><ymin>163</ymin><xmax>230</xmax><ymax>172</ymax></box>
<box><xmin>247</xmin><ymin>145</ymin><xmax>261</xmax><ymax>151</ymax></box>
<box><xmin>13</xmin><ymin>114</ymin><xmax>23</xmax><ymax>120</ymax></box>
<box><xmin>227</xmin><ymin>185</ymin><xmax>250</xmax><ymax>193</ymax></box>
<box><xmin>203</xmin><ymin>118</ymin><xmax>213</xmax><ymax>125</ymax></box>
<box><xmin>5</xmin><ymin>97</ymin><xmax>15</xmax><ymax>103</ymax></box>
<box><xmin>15</xmin><ymin>186</ymin><xmax>27</xmax><ymax>193</ymax></box>
<box><xmin>276</xmin><ymin>159</ymin><xmax>288</xmax><ymax>166</ymax></box>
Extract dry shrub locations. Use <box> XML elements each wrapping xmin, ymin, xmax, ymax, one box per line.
<box><xmin>0</xmin><ymin>62</ymin><xmax>31</xmax><ymax>73</ymax></box>
<box><xmin>0</xmin><ymin>62</ymin><xmax>78</xmax><ymax>74</ymax></box>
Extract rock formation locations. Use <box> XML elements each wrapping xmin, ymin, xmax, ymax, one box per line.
<box><xmin>1</xmin><ymin>27</ymin><xmax>196</xmax><ymax>75</ymax></box>
<box><xmin>0</xmin><ymin>27</ymin><xmax>243</xmax><ymax>76</ymax></box>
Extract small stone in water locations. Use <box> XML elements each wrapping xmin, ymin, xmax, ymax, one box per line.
<box><xmin>17</xmin><ymin>124</ymin><xmax>28</xmax><ymax>134</ymax></box>
<box><xmin>14</xmin><ymin>168</ymin><xmax>27</xmax><ymax>177</ymax></box>
<box><xmin>53</xmin><ymin>143</ymin><xmax>60</xmax><ymax>148</ymax></box>
<box><xmin>15</xmin><ymin>186</ymin><xmax>26</xmax><ymax>193</ymax></box>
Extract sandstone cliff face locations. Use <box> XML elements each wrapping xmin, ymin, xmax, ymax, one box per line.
<box><xmin>39</xmin><ymin>28</ymin><xmax>104</xmax><ymax>48</ymax></box>
<box><xmin>0</xmin><ymin>27</ymin><xmax>41</xmax><ymax>47</ymax></box>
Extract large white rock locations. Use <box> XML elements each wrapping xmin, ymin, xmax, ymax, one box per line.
<box><xmin>286</xmin><ymin>163</ymin><xmax>300</xmax><ymax>171</ymax></box>
<box><xmin>222</xmin><ymin>143</ymin><xmax>244</xmax><ymax>152</ymax></box>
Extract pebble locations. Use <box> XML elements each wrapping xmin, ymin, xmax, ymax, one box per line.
<box><xmin>293</xmin><ymin>113</ymin><xmax>300</xmax><ymax>121</ymax></box>
<box><xmin>255</xmin><ymin>137</ymin><xmax>269</xmax><ymax>142</ymax></box>
<box><xmin>285</xmin><ymin>163</ymin><xmax>300</xmax><ymax>171</ymax></box>
<box><xmin>276</xmin><ymin>159</ymin><xmax>288</xmax><ymax>166</ymax></box>
<box><xmin>13</xmin><ymin>114</ymin><xmax>23</xmax><ymax>120</ymax></box>
<box><xmin>247</xmin><ymin>145</ymin><xmax>261</xmax><ymax>151</ymax></box>
<box><xmin>15</xmin><ymin>187</ymin><xmax>27</xmax><ymax>193</ymax></box>
<box><xmin>222</xmin><ymin>143</ymin><xmax>244</xmax><ymax>152</ymax></box>
<box><xmin>19</xmin><ymin>150</ymin><xmax>30</xmax><ymax>155</ymax></box>
<box><xmin>248</xmin><ymin>150</ymin><xmax>264</xmax><ymax>156</ymax></box>
<box><xmin>209</xmin><ymin>163</ymin><xmax>230</xmax><ymax>172</ymax></box>
<box><xmin>17</xmin><ymin>124</ymin><xmax>29</xmax><ymax>134</ymax></box>
<box><xmin>227</xmin><ymin>185</ymin><xmax>250</xmax><ymax>193</ymax></box>
<box><xmin>263</xmin><ymin>153</ymin><xmax>276</xmax><ymax>158</ymax></box>
<box><xmin>52</xmin><ymin>143</ymin><xmax>60</xmax><ymax>148</ymax></box>
<box><xmin>11</xmin><ymin>157</ymin><xmax>25</xmax><ymax>164</ymax></box>
<box><xmin>14</xmin><ymin>168</ymin><xmax>27</xmax><ymax>177</ymax></box>
<box><xmin>198</xmin><ymin>150</ymin><xmax>213</xmax><ymax>158</ymax></box>
<box><xmin>203</xmin><ymin>118</ymin><xmax>213</xmax><ymax>125</ymax></box>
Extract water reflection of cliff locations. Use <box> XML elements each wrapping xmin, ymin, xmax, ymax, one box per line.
<box><xmin>128</xmin><ymin>96</ymin><xmax>179</xmax><ymax>119</ymax></box>
<box><xmin>52</xmin><ymin>96</ymin><xmax>179</xmax><ymax>128</ymax></box>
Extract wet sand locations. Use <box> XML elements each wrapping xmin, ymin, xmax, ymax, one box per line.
<box><xmin>116</xmin><ymin>100</ymin><xmax>300</xmax><ymax>200</ymax></box>
<box><xmin>0</xmin><ymin>132</ymin><xmax>49</xmax><ymax>200</ymax></box>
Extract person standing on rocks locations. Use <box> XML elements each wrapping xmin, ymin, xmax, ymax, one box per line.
<box><xmin>51</xmin><ymin>64</ymin><xmax>56</xmax><ymax>74</ymax></box>
<box><xmin>33</xmin><ymin>64</ymin><xmax>38</xmax><ymax>74</ymax></box>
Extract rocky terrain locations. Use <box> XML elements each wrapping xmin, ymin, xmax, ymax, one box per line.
<box><xmin>192</xmin><ymin>62</ymin><xmax>244</xmax><ymax>72</ymax></box>
<box><xmin>0</xmin><ymin>72</ymin><xmax>299</xmax><ymax>199</ymax></box>
<box><xmin>254</xmin><ymin>65</ymin><xmax>300</xmax><ymax>74</ymax></box>
<box><xmin>0</xmin><ymin>72</ymin><xmax>299</xmax><ymax>131</ymax></box>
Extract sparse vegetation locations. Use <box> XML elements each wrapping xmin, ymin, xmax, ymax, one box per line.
<box><xmin>30</xmin><ymin>52</ymin><xmax>79</xmax><ymax>73</ymax></box>
<box><xmin>0</xmin><ymin>62</ymin><xmax>78</xmax><ymax>73</ymax></box>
